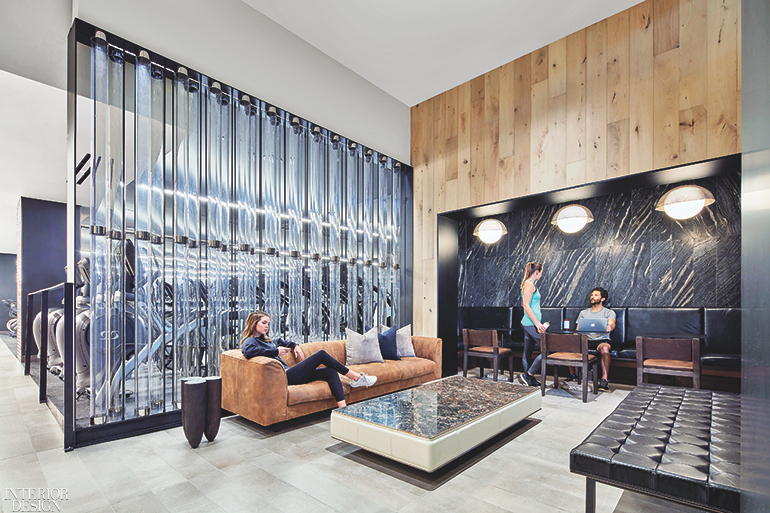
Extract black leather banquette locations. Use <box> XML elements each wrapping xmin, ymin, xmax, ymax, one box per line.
<box><xmin>458</xmin><ymin>306</ymin><xmax>740</xmax><ymax>369</ymax></box>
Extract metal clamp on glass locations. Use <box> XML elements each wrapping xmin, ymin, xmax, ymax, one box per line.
<box><xmin>364</xmin><ymin>260</ymin><xmax>372</xmax><ymax>267</ymax></box>
<box><xmin>109</xmin><ymin>230</ymin><xmax>122</xmax><ymax>240</ymax></box>
<box><xmin>393</xmin><ymin>263</ymin><xmax>400</xmax><ymax>270</ymax></box>
<box><xmin>150</xmin><ymin>234</ymin><xmax>163</xmax><ymax>244</ymax></box>
<box><xmin>188</xmin><ymin>239</ymin><xmax>198</xmax><ymax>249</ymax></box>
<box><xmin>290</xmin><ymin>250</ymin><xmax>300</xmax><ymax>259</ymax></box>
<box><xmin>348</xmin><ymin>258</ymin><xmax>357</xmax><ymax>265</ymax></box>
<box><xmin>379</xmin><ymin>261</ymin><xmax>388</xmax><ymax>268</ymax></box>
<box><xmin>208</xmin><ymin>240</ymin><xmax>221</xmax><ymax>249</ymax></box>
<box><xmin>310</xmin><ymin>253</ymin><xmax>321</xmax><ymax>261</ymax></box>
<box><xmin>90</xmin><ymin>225</ymin><xmax>107</xmax><ymax>236</ymax></box>
<box><xmin>175</xmin><ymin>235</ymin><xmax>188</xmax><ymax>245</ymax></box>
<box><xmin>136</xmin><ymin>230</ymin><xmax>151</xmax><ymax>241</ymax></box>
<box><xmin>266</xmin><ymin>247</ymin><xmax>277</xmax><ymax>256</ymax></box>
<box><xmin>330</xmin><ymin>256</ymin><xmax>339</xmax><ymax>263</ymax></box>
<box><xmin>239</xmin><ymin>243</ymin><xmax>251</xmax><ymax>252</ymax></box>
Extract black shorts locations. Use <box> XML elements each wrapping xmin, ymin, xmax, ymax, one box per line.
<box><xmin>588</xmin><ymin>339</ymin><xmax>612</xmax><ymax>351</ymax></box>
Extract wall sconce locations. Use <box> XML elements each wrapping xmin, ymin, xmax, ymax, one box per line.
<box><xmin>655</xmin><ymin>185</ymin><xmax>715</xmax><ymax>220</ymax></box>
<box><xmin>551</xmin><ymin>205</ymin><xmax>594</xmax><ymax>233</ymax></box>
<box><xmin>473</xmin><ymin>219</ymin><xmax>507</xmax><ymax>244</ymax></box>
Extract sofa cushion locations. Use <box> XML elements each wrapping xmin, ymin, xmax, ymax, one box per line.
<box><xmin>288</xmin><ymin>379</ymin><xmax>351</xmax><ymax>406</ymax></box>
<box><xmin>377</xmin><ymin>324</ymin><xmax>400</xmax><ymax>360</ymax></box>
<box><xmin>347</xmin><ymin>361</ymin><xmax>405</xmax><ymax>386</ymax></box>
<box><xmin>626</xmin><ymin>308</ymin><xmax>703</xmax><ymax>343</ymax></box>
<box><xmin>395</xmin><ymin>324</ymin><xmax>416</xmax><ymax>357</ymax></box>
<box><xmin>345</xmin><ymin>327</ymin><xmax>383</xmax><ymax>365</ymax></box>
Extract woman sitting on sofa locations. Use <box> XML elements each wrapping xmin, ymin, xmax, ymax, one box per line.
<box><xmin>240</xmin><ymin>311</ymin><xmax>377</xmax><ymax>408</ymax></box>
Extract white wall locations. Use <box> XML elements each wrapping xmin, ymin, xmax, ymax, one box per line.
<box><xmin>75</xmin><ymin>0</ymin><xmax>411</xmax><ymax>162</ymax></box>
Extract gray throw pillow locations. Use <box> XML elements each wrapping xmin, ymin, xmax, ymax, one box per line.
<box><xmin>345</xmin><ymin>327</ymin><xmax>384</xmax><ymax>365</ymax></box>
<box><xmin>381</xmin><ymin>324</ymin><xmax>415</xmax><ymax>358</ymax></box>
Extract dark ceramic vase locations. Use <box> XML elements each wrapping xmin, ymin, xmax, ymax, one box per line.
<box><xmin>182</xmin><ymin>377</ymin><xmax>206</xmax><ymax>448</ymax></box>
<box><xmin>204</xmin><ymin>376</ymin><xmax>222</xmax><ymax>442</ymax></box>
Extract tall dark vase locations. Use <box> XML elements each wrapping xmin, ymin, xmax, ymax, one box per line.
<box><xmin>204</xmin><ymin>376</ymin><xmax>222</xmax><ymax>442</ymax></box>
<box><xmin>182</xmin><ymin>377</ymin><xmax>206</xmax><ymax>448</ymax></box>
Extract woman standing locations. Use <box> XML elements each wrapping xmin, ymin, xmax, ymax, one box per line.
<box><xmin>520</xmin><ymin>262</ymin><xmax>546</xmax><ymax>386</ymax></box>
<box><xmin>240</xmin><ymin>311</ymin><xmax>376</xmax><ymax>408</ymax></box>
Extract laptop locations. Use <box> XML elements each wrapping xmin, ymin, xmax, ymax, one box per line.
<box><xmin>576</xmin><ymin>317</ymin><xmax>608</xmax><ymax>332</ymax></box>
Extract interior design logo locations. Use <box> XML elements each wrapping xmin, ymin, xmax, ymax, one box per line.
<box><xmin>3</xmin><ymin>489</ymin><xmax>68</xmax><ymax>512</ymax></box>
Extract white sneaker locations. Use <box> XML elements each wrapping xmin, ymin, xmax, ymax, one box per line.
<box><xmin>350</xmin><ymin>373</ymin><xmax>377</xmax><ymax>388</ymax></box>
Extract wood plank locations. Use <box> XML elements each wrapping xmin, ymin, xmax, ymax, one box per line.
<box><xmin>412</xmin><ymin>218</ymin><xmax>423</xmax><ymax>334</ymax></box>
<box><xmin>532</xmin><ymin>45</ymin><xmax>549</xmax><ymax>84</ymax></box>
<box><xmin>586</xmin><ymin>20</ymin><xmax>608</xmax><ymax>183</ymax></box>
<box><xmin>422</xmin><ymin>113</ymin><xmax>435</xmax><ymax>261</ymax></box>
<box><xmin>498</xmin><ymin>155</ymin><xmax>516</xmax><ymax>200</ymax></box>
<box><xmin>445</xmin><ymin>86</ymin><xmax>458</xmax><ymax>139</ymax></box>
<box><xmin>707</xmin><ymin>0</ymin><xmax>739</xmax><ymax>158</ymax></box>
<box><xmin>422</xmin><ymin>259</ymin><xmax>437</xmax><ymax>337</ymax></box>
<box><xmin>471</xmin><ymin>74</ymin><xmax>485</xmax><ymax>102</ymax></box>
<box><xmin>653</xmin><ymin>47</ymin><xmax>680</xmax><ymax>168</ymax></box>
<box><xmin>433</xmin><ymin>116</ymin><xmax>446</xmax><ymax>215</ymax></box>
<box><xmin>548</xmin><ymin>93</ymin><xmax>567</xmax><ymax>190</ymax></box>
<box><xmin>410</xmin><ymin>104</ymin><xmax>423</xmax><ymax>171</ymax></box>
<box><xmin>445</xmin><ymin>135</ymin><xmax>458</xmax><ymax>182</ymax></box>
<box><xmin>607</xmin><ymin>9</ymin><xmax>630</xmax><ymax>123</ymax></box>
<box><xmin>445</xmin><ymin>178</ymin><xmax>458</xmax><ymax>212</ymax></box>
<box><xmin>470</xmin><ymin>98</ymin><xmax>486</xmax><ymax>206</ymax></box>
<box><xmin>514</xmin><ymin>54</ymin><xmax>532</xmax><ymax>197</ymax></box>
<box><xmin>530</xmin><ymin>79</ymin><xmax>549</xmax><ymax>194</ymax></box>
<box><xmin>679</xmin><ymin>104</ymin><xmax>708</xmax><ymax>164</ymax></box>
<box><xmin>499</xmin><ymin>61</ymin><xmax>516</xmax><ymax>158</ymax></box>
<box><xmin>548</xmin><ymin>37</ymin><xmax>568</xmax><ymax>98</ymax></box>
<box><xmin>566</xmin><ymin>160</ymin><xmax>587</xmax><ymax>187</ymax></box>
<box><xmin>485</xmin><ymin>69</ymin><xmax>500</xmax><ymax>204</ymax></box>
<box><xmin>654</xmin><ymin>0</ymin><xmax>679</xmax><ymax>55</ymax></box>
<box><xmin>458</xmin><ymin>81</ymin><xmax>472</xmax><ymax>209</ymax></box>
<box><xmin>630</xmin><ymin>0</ymin><xmax>654</xmax><ymax>174</ymax></box>
<box><xmin>567</xmin><ymin>29</ymin><xmax>587</xmax><ymax>164</ymax></box>
<box><xmin>679</xmin><ymin>0</ymin><xmax>707</xmax><ymax>111</ymax></box>
<box><xmin>607</xmin><ymin>118</ymin><xmax>630</xmax><ymax>177</ymax></box>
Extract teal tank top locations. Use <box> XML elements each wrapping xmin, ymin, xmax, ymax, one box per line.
<box><xmin>521</xmin><ymin>279</ymin><xmax>541</xmax><ymax>326</ymax></box>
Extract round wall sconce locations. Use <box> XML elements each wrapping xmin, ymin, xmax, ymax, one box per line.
<box><xmin>551</xmin><ymin>205</ymin><xmax>594</xmax><ymax>233</ymax></box>
<box><xmin>655</xmin><ymin>185</ymin><xmax>715</xmax><ymax>220</ymax></box>
<box><xmin>473</xmin><ymin>219</ymin><xmax>507</xmax><ymax>244</ymax></box>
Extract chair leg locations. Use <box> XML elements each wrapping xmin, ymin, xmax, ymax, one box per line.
<box><xmin>541</xmin><ymin>364</ymin><xmax>546</xmax><ymax>396</ymax></box>
<box><xmin>493</xmin><ymin>357</ymin><xmax>499</xmax><ymax>382</ymax></box>
<box><xmin>693</xmin><ymin>374</ymin><xmax>700</xmax><ymax>389</ymax></box>
<box><xmin>479</xmin><ymin>359</ymin><xmax>484</xmax><ymax>379</ymax></box>
<box><xmin>637</xmin><ymin>365</ymin><xmax>643</xmax><ymax>385</ymax></box>
<box><xmin>592</xmin><ymin>362</ymin><xmax>599</xmax><ymax>395</ymax></box>
<box><xmin>509</xmin><ymin>355</ymin><xmax>514</xmax><ymax>382</ymax></box>
<box><xmin>582</xmin><ymin>361</ymin><xmax>588</xmax><ymax>403</ymax></box>
<box><xmin>463</xmin><ymin>350</ymin><xmax>468</xmax><ymax>378</ymax></box>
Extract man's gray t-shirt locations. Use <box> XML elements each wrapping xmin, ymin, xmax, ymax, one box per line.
<box><xmin>576</xmin><ymin>307</ymin><xmax>616</xmax><ymax>341</ymax></box>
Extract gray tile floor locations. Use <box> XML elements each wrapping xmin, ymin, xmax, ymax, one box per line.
<box><xmin>0</xmin><ymin>339</ymin><xmax>704</xmax><ymax>513</ymax></box>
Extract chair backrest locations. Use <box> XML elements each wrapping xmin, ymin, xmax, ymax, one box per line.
<box><xmin>463</xmin><ymin>328</ymin><xmax>497</xmax><ymax>348</ymax></box>
<box><xmin>638</xmin><ymin>337</ymin><xmax>695</xmax><ymax>362</ymax></box>
<box><xmin>542</xmin><ymin>332</ymin><xmax>582</xmax><ymax>353</ymax></box>
<box><xmin>540</xmin><ymin>307</ymin><xmax>565</xmax><ymax>329</ymax></box>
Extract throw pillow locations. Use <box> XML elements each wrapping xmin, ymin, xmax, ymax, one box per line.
<box><xmin>382</xmin><ymin>324</ymin><xmax>415</xmax><ymax>358</ymax></box>
<box><xmin>377</xmin><ymin>324</ymin><xmax>400</xmax><ymax>360</ymax></box>
<box><xmin>345</xmin><ymin>327</ymin><xmax>383</xmax><ymax>366</ymax></box>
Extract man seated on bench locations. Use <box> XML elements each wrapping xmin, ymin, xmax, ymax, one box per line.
<box><xmin>576</xmin><ymin>287</ymin><xmax>616</xmax><ymax>391</ymax></box>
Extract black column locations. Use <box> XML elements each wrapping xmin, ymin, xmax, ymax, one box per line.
<box><xmin>437</xmin><ymin>215</ymin><xmax>459</xmax><ymax>377</ymax></box>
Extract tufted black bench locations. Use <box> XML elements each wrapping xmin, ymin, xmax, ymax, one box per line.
<box><xmin>570</xmin><ymin>384</ymin><xmax>741</xmax><ymax>512</ymax></box>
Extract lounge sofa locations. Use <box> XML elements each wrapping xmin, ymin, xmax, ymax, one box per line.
<box><xmin>221</xmin><ymin>336</ymin><xmax>442</xmax><ymax>426</ymax></box>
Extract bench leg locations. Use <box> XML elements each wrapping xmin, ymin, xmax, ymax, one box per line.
<box><xmin>585</xmin><ymin>478</ymin><xmax>596</xmax><ymax>513</ymax></box>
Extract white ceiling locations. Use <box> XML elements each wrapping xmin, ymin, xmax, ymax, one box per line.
<box><xmin>240</xmin><ymin>0</ymin><xmax>643</xmax><ymax>106</ymax></box>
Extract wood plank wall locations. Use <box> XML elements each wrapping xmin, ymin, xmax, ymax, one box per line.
<box><xmin>410</xmin><ymin>0</ymin><xmax>741</xmax><ymax>337</ymax></box>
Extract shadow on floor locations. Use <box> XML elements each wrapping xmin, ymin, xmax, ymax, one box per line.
<box><xmin>327</xmin><ymin>417</ymin><xmax>542</xmax><ymax>491</ymax></box>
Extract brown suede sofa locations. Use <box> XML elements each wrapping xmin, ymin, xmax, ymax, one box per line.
<box><xmin>221</xmin><ymin>336</ymin><xmax>442</xmax><ymax>426</ymax></box>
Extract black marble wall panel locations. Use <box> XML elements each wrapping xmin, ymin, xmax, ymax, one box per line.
<box><xmin>459</xmin><ymin>172</ymin><xmax>740</xmax><ymax>308</ymax></box>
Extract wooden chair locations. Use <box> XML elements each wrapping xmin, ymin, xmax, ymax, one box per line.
<box><xmin>462</xmin><ymin>329</ymin><xmax>513</xmax><ymax>382</ymax></box>
<box><xmin>636</xmin><ymin>337</ymin><xmax>701</xmax><ymax>389</ymax></box>
<box><xmin>540</xmin><ymin>332</ymin><xmax>598</xmax><ymax>403</ymax></box>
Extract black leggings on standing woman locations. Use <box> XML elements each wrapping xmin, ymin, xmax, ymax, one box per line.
<box><xmin>285</xmin><ymin>350</ymin><xmax>349</xmax><ymax>402</ymax></box>
<box><xmin>522</xmin><ymin>325</ymin><xmax>543</xmax><ymax>376</ymax></box>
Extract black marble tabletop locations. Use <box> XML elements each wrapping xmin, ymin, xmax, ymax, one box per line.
<box><xmin>334</xmin><ymin>376</ymin><xmax>538</xmax><ymax>439</ymax></box>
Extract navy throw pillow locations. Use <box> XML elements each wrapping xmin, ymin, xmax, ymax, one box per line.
<box><xmin>377</xmin><ymin>324</ymin><xmax>401</xmax><ymax>360</ymax></box>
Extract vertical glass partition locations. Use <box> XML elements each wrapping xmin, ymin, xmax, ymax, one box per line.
<box><xmin>74</xmin><ymin>22</ymin><xmax>409</xmax><ymax>435</ymax></box>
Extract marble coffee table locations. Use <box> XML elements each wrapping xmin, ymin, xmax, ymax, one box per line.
<box><xmin>330</xmin><ymin>375</ymin><xmax>541</xmax><ymax>472</ymax></box>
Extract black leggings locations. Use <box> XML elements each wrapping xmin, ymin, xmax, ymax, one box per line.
<box><xmin>522</xmin><ymin>325</ymin><xmax>543</xmax><ymax>375</ymax></box>
<box><xmin>285</xmin><ymin>350</ymin><xmax>349</xmax><ymax>402</ymax></box>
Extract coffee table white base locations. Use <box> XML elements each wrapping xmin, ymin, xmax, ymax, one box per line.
<box><xmin>330</xmin><ymin>387</ymin><xmax>541</xmax><ymax>472</ymax></box>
